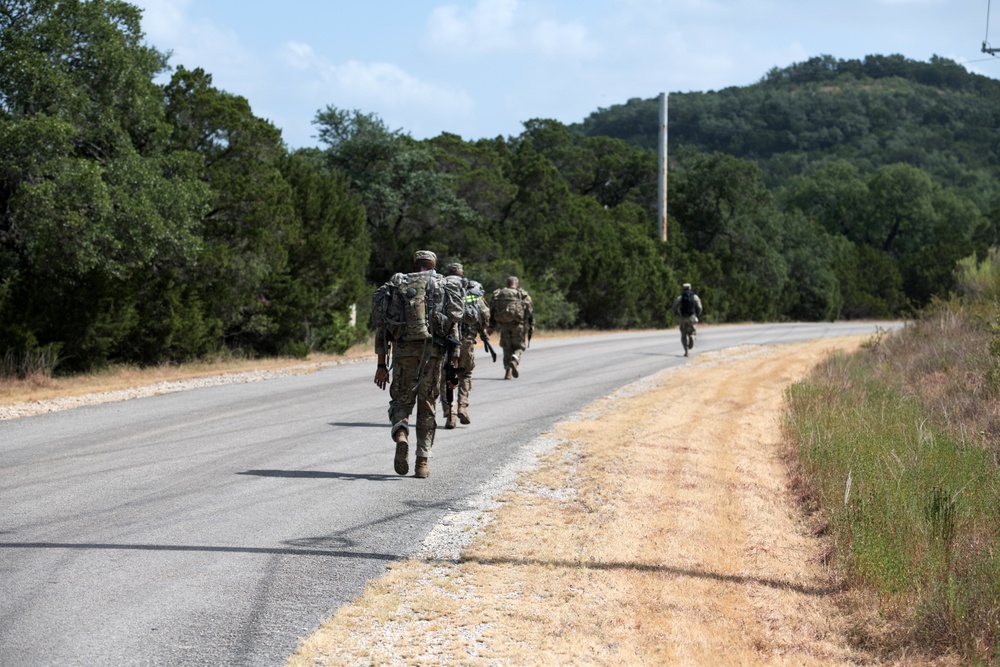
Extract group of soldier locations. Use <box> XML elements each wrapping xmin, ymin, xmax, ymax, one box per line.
<box><xmin>372</xmin><ymin>250</ymin><xmax>534</xmax><ymax>479</ymax></box>
<box><xmin>372</xmin><ymin>249</ymin><xmax>704</xmax><ymax>479</ymax></box>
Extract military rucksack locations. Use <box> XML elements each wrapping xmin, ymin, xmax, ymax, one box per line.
<box><xmin>492</xmin><ymin>287</ymin><xmax>527</xmax><ymax>324</ymax></box>
<box><xmin>679</xmin><ymin>291</ymin><xmax>697</xmax><ymax>317</ymax></box>
<box><xmin>371</xmin><ymin>271</ymin><xmax>464</xmax><ymax>344</ymax></box>
<box><xmin>461</xmin><ymin>280</ymin><xmax>485</xmax><ymax>332</ymax></box>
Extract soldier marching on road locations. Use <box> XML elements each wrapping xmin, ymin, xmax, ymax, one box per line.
<box><xmin>489</xmin><ymin>276</ymin><xmax>534</xmax><ymax>380</ymax></box>
<box><xmin>372</xmin><ymin>250</ymin><xmax>464</xmax><ymax>478</ymax></box>
<box><xmin>671</xmin><ymin>282</ymin><xmax>703</xmax><ymax>357</ymax></box>
<box><xmin>439</xmin><ymin>263</ymin><xmax>492</xmax><ymax>429</ymax></box>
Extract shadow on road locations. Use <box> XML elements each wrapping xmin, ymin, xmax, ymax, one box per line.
<box><xmin>238</xmin><ymin>469</ymin><xmax>397</xmax><ymax>481</ymax></box>
<box><xmin>0</xmin><ymin>540</ymin><xmax>402</xmax><ymax>560</ymax></box>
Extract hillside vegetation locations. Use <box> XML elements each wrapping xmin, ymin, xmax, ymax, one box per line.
<box><xmin>1</xmin><ymin>3</ymin><xmax>995</xmax><ymax>374</ymax></box>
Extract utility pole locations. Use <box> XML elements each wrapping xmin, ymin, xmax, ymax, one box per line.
<box><xmin>658</xmin><ymin>92</ymin><xmax>668</xmax><ymax>243</ymax></box>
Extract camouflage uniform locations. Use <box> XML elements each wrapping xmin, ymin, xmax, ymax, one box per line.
<box><xmin>489</xmin><ymin>282</ymin><xmax>533</xmax><ymax>378</ymax></box>
<box><xmin>441</xmin><ymin>276</ymin><xmax>491</xmax><ymax>423</ymax></box>
<box><xmin>373</xmin><ymin>250</ymin><xmax>463</xmax><ymax>475</ymax></box>
<box><xmin>382</xmin><ymin>338</ymin><xmax>446</xmax><ymax>458</ymax></box>
<box><xmin>670</xmin><ymin>284</ymin><xmax>703</xmax><ymax>356</ymax></box>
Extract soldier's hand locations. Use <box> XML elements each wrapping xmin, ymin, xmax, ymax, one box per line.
<box><xmin>374</xmin><ymin>365</ymin><xmax>389</xmax><ymax>390</ymax></box>
<box><xmin>486</xmin><ymin>326</ymin><xmax>493</xmax><ymax>336</ymax></box>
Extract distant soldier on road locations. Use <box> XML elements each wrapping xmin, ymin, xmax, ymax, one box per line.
<box><xmin>440</xmin><ymin>263</ymin><xmax>492</xmax><ymax>429</ymax></box>
<box><xmin>671</xmin><ymin>282</ymin><xmax>703</xmax><ymax>357</ymax></box>
<box><xmin>489</xmin><ymin>276</ymin><xmax>534</xmax><ymax>380</ymax></box>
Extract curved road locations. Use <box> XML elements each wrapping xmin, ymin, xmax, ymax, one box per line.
<box><xmin>0</xmin><ymin>323</ymin><xmax>897</xmax><ymax>666</ymax></box>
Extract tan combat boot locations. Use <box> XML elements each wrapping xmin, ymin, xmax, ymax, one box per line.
<box><xmin>414</xmin><ymin>456</ymin><xmax>430</xmax><ymax>478</ymax></box>
<box><xmin>445</xmin><ymin>414</ymin><xmax>456</xmax><ymax>429</ymax></box>
<box><xmin>504</xmin><ymin>368</ymin><xmax>512</xmax><ymax>380</ymax></box>
<box><xmin>393</xmin><ymin>429</ymin><xmax>409</xmax><ymax>476</ymax></box>
<box><xmin>457</xmin><ymin>407</ymin><xmax>470</xmax><ymax>425</ymax></box>
<box><xmin>510</xmin><ymin>359</ymin><xmax>519</xmax><ymax>378</ymax></box>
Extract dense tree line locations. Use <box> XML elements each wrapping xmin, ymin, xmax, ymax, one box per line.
<box><xmin>0</xmin><ymin>0</ymin><xmax>368</xmax><ymax>372</ymax></box>
<box><xmin>0</xmin><ymin>2</ymin><xmax>995</xmax><ymax>374</ymax></box>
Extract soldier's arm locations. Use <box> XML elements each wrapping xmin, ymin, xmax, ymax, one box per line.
<box><xmin>480</xmin><ymin>299</ymin><xmax>491</xmax><ymax>335</ymax></box>
<box><xmin>374</xmin><ymin>331</ymin><xmax>388</xmax><ymax>357</ymax></box>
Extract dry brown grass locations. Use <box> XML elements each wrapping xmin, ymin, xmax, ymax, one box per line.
<box><xmin>0</xmin><ymin>330</ymin><xmax>592</xmax><ymax>407</ymax></box>
<box><xmin>287</xmin><ymin>338</ymin><xmax>956</xmax><ymax>666</ymax></box>
<box><xmin>0</xmin><ymin>342</ymin><xmax>375</xmax><ymax>407</ymax></box>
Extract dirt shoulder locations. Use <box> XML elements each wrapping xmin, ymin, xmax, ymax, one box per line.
<box><xmin>288</xmin><ymin>337</ymin><xmax>953</xmax><ymax>666</ymax></box>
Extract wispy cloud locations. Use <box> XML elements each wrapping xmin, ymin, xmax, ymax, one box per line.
<box><xmin>426</xmin><ymin>0</ymin><xmax>518</xmax><ymax>53</ymax></box>
<box><xmin>426</xmin><ymin>0</ymin><xmax>600</xmax><ymax>58</ymax></box>
<box><xmin>279</xmin><ymin>43</ymin><xmax>474</xmax><ymax>130</ymax></box>
<box><xmin>137</xmin><ymin>0</ymin><xmax>255</xmax><ymax>82</ymax></box>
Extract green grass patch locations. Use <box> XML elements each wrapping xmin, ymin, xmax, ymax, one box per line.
<box><xmin>786</xmin><ymin>328</ymin><xmax>1000</xmax><ymax>662</ymax></box>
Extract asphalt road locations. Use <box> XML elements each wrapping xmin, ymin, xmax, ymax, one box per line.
<box><xmin>0</xmin><ymin>322</ymin><xmax>898</xmax><ymax>666</ymax></box>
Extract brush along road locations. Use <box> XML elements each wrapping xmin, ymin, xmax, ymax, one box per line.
<box><xmin>0</xmin><ymin>323</ymin><xmax>896</xmax><ymax>666</ymax></box>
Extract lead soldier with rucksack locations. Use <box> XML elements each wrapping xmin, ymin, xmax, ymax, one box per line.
<box><xmin>439</xmin><ymin>263</ymin><xmax>493</xmax><ymax>429</ymax></box>
<box><xmin>372</xmin><ymin>250</ymin><xmax>464</xmax><ymax>478</ymax></box>
<box><xmin>488</xmin><ymin>276</ymin><xmax>534</xmax><ymax>380</ymax></box>
<box><xmin>670</xmin><ymin>282</ymin><xmax>703</xmax><ymax>357</ymax></box>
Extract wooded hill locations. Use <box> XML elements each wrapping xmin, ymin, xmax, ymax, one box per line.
<box><xmin>580</xmin><ymin>54</ymin><xmax>1000</xmax><ymax>192</ymax></box>
<box><xmin>578</xmin><ymin>54</ymin><xmax>1000</xmax><ymax>316</ymax></box>
<box><xmin>1</xmin><ymin>1</ymin><xmax>996</xmax><ymax>373</ymax></box>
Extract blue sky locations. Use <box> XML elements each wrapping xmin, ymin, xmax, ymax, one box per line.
<box><xmin>131</xmin><ymin>0</ymin><xmax>1000</xmax><ymax>150</ymax></box>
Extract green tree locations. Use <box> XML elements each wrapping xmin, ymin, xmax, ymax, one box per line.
<box><xmin>670</xmin><ymin>151</ymin><xmax>787</xmax><ymax>321</ymax></box>
<box><xmin>313</xmin><ymin>106</ymin><xmax>479</xmax><ymax>283</ymax></box>
<box><xmin>271</xmin><ymin>152</ymin><xmax>370</xmax><ymax>355</ymax></box>
<box><xmin>0</xmin><ymin>0</ymin><xmax>209</xmax><ymax>370</ymax></box>
<box><xmin>163</xmin><ymin>66</ymin><xmax>296</xmax><ymax>355</ymax></box>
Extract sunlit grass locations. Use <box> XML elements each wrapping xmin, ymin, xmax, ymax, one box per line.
<box><xmin>785</xmin><ymin>313</ymin><xmax>1000</xmax><ymax>663</ymax></box>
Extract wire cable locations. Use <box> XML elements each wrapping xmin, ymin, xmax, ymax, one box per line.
<box><xmin>986</xmin><ymin>0</ymin><xmax>996</xmax><ymax>56</ymax></box>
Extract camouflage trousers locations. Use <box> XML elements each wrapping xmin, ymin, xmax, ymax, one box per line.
<box><xmin>440</xmin><ymin>337</ymin><xmax>477</xmax><ymax>414</ymax></box>
<box><xmin>496</xmin><ymin>322</ymin><xmax>527</xmax><ymax>371</ymax></box>
<box><xmin>389</xmin><ymin>342</ymin><xmax>444</xmax><ymax>458</ymax></box>
<box><xmin>679</xmin><ymin>316</ymin><xmax>698</xmax><ymax>353</ymax></box>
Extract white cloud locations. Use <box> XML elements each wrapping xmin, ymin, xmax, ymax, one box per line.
<box><xmin>530</xmin><ymin>20</ymin><xmax>600</xmax><ymax>58</ymax></box>
<box><xmin>327</xmin><ymin>60</ymin><xmax>474</xmax><ymax>114</ymax></box>
<box><xmin>427</xmin><ymin>0</ymin><xmax>518</xmax><ymax>53</ymax></box>
<box><xmin>425</xmin><ymin>0</ymin><xmax>599</xmax><ymax>58</ymax></box>
<box><xmin>135</xmin><ymin>0</ymin><xmax>256</xmax><ymax>83</ymax></box>
<box><xmin>282</xmin><ymin>41</ymin><xmax>318</xmax><ymax>71</ymax></box>
<box><xmin>278</xmin><ymin>43</ymin><xmax>475</xmax><ymax>136</ymax></box>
